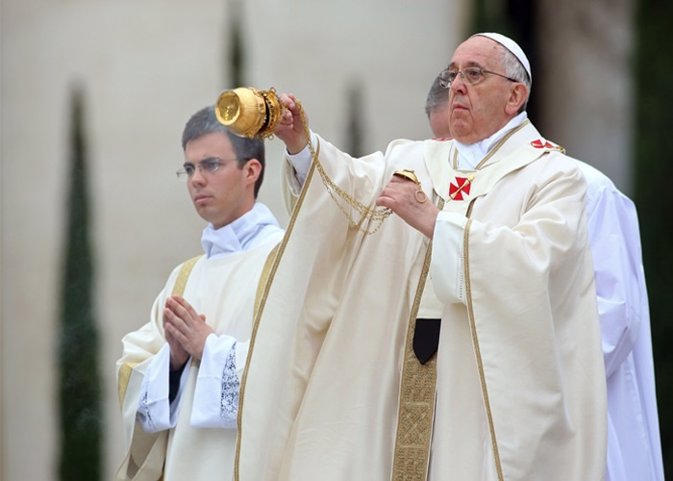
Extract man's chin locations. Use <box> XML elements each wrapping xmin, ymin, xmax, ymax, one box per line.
<box><xmin>194</xmin><ymin>205</ymin><xmax>213</xmax><ymax>221</ymax></box>
<box><xmin>449</xmin><ymin>124</ymin><xmax>471</xmax><ymax>143</ymax></box>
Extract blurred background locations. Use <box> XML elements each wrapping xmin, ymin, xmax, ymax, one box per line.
<box><xmin>1</xmin><ymin>0</ymin><xmax>671</xmax><ymax>479</ymax></box>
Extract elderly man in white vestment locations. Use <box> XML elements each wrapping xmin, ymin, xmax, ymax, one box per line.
<box><xmin>425</xmin><ymin>72</ymin><xmax>665</xmax><ymax>481</ymax></box>
<box><xmin>115</xmin><ymin>106</ymin><xmax>284</xmax><ymax>481</ymax></box>
<box><xmin>235</xmin><ymin>33</ymin><xmax>608</xmax><ymax>481</ymax></box>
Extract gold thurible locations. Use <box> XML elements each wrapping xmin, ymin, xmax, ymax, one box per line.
<box><xmin>214</xmin><ymin>87</ymin><xmax>283</xmax><ymax>139</ymax></box>
<box><xmin>215</xmin><ymin>86</ymin><xmax>397</xmax><ymax>235</ymax></box>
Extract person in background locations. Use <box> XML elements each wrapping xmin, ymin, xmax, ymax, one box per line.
<box><xmin>424</xmin><ymin>69</ymin><xmax>665</xmax><ymax>481</ymax></box>
<box><xmin>115</xmin><ymin>106</ymin><xmax>284</xmax><ymax>481</ymax></box>
<box><xmin>425</xmin><ymin>73</ymin><xmax>452</xmax><ymax>139</ymax></box>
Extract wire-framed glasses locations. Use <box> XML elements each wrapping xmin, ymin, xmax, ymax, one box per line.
<box><xmin>176</xmin><ymin>158</ymin><xmax>230</xmax><ymax>180</ymax></box>
<box><xmin>438</xmin><ymin>66</ymin><xmax>519</xmax><ymax>88</ymax></box>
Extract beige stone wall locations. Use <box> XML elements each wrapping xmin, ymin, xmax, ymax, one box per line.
<box><xmin>0</xmin><ymin>1</ymin><xmax>462</xmax><ymax>480</ymax></box>
<box><xmin>536</xmin><ymin>0</ymin><xmax>635</xmax><ymax>194</ymax></box>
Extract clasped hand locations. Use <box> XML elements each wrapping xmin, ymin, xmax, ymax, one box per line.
<box><xmin>163</xmin><ymin>296</ymin><xmax>214</xmax><ymax>370</ymax></box>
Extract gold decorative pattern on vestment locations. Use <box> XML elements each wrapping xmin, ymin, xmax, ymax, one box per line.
<box><xmin>171</xmin><ymin>255</ymin><xmax>201</xmax><ymax>298</ymax></box>
<box><xmin>391</xmin><ymin>197</ymin><xmax>445</xmax><ymax>481</ymax></box>
<box><xmin>390</xmin><ymin>123</ymin><xmax>527</xmax><ymax>480</ymax></box>
<box><xmin>116</xmin><ymin>255</ymin><xmax>201</xmax><ymax>408</ymax></box>
<box><xmin>463</xmin><ymin>218</ymin><xmax>505</xmax><ymax>481</ymax></box>
<box><xmin>117</xmin><ymin>362</ymin><xmax>136</xmax><ymax>406</ymax></box>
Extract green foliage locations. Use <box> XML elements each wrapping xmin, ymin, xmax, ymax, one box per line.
<box><xmin>635</xmin><ymin>0</ymin><xmax>673</xmax><ymax>477</ymax></box>
<box><xmin>227</xmin><ymin>0</ymin><xmax>245</xmax><ymax>87</ymax></box>
<box><xmin>345</xmin><ymin>82</ymin><xmax>365</xmax><ymax>158</ymax></box>
<box><xmin>471</xmin><ymin>0</ymin><xmax>513</xmax><ymax>35</ymax></box>
<box><xmin>470</xmin><ymin>0</ymin><xmax>539</xmax><ymax>119</ymax></box>
<box><xmin>58</xmin><ymin>86</ymin><xmax>102</xmax><ymax>481</ymax></box>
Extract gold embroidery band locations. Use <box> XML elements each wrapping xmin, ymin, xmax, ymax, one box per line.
<box><xmin>117</xmin><ymin>363</ymin><xmax>135</xmax><ymax>406</ymax></box>
<box><xmin>171</xmin><ymin>255</ymin><xmax>201</xmax><ymax>296</ymax></box>
<box><xmin>392</xmin><ymin>197</ymin><xmax>444</xmax><ymax>481</ymax></box>
<box><xmin>392</xmin><ymin>242</ymin><xmax>436</xmax><ymax>481</ymax></box>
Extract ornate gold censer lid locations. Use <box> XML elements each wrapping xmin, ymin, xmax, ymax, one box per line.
<box><xmin>215</xmin><ymin>87</ymin><xmax>282</xmax><ymax>139</ymax></box>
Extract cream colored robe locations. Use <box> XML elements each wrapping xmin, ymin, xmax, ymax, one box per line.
<box><xmin>237</xmin><ymin>122</ymin><xmax>607</xmax><ymax>481</ymax></box>
<box><xmin>116</xmin><ymin>236</ymin><xmax>280</xmax><ymax>481</ymax></box>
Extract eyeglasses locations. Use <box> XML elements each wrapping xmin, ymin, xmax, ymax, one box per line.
<box><xmin>438</xmin><ymin>66</ymin><xmax>519</xmax><ymax>88</ymax></box>
<box><xmin>176</xmin><ymin>158</ymin><xmax>232</xmax><ymax>180</ymax></box>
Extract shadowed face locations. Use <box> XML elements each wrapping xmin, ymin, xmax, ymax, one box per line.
<box><xmin>429</xmin><ymin>102</ymin><xmax>452</xmax><ymax>139</ymax></box>
<box><xmin>447</xmin><ymin>36</ymin><xmax>525</xmax><ymax>144</ymax></box>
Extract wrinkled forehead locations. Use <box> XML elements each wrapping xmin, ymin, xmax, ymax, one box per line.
<box><xmin>448</xmin><ymin>36</ymin><xmax>503</xmax><ymax>69</ymax></box>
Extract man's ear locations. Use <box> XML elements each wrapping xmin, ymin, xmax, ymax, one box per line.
<box><xmin>245</xmin><ymin>158</ymin><xmax>262</xmax><ymax>185</ymax></box>
<box><xmin>505</xmin><ymin>84</ymin><xmax>528</xmax><ymax>115</ymax></box>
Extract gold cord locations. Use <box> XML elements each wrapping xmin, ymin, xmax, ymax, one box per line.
<box><xmin>294</xmin><ymin>100</ymin><xmax>393</xmax><ymax>235</ymax></box>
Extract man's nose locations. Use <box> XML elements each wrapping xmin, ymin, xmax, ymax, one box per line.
<box><xmin>190</xmin><ymin>167</ymin><xmax>207</xmax><ymax>185</ymax></box>
<box><xmin>450</xmin><ymin>73</ymin><xmax>468</xmax><ymax>93</ymax></box>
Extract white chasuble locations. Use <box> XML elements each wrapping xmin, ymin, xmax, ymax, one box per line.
<box><xmin>237</xmin><ymin>122</ymin><xmax>607</xmax><ymax>481</ymax></box>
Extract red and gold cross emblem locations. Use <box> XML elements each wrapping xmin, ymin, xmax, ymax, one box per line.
<box><xmin>449</xmin><ymin>175</ymin><xmax>473</xmax><ymax>201</ymax></box>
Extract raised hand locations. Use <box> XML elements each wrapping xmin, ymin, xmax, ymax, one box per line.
<box><xmin>274</xmin><ymin>93</ymin><xmax>310</xmax><ymax>154</ymax></box>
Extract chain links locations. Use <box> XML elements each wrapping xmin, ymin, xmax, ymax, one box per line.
<box><xmin>294</xmin><ymin>100</ymin><xmax>393</xmax><ymax>235</ymax></box>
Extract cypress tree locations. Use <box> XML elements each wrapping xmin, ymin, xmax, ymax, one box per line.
<box><xmin>227</xmin><ymin>0</ymin><xmax>245</xmax><ymax>87</ymax></box>
<box><xmin>58</xmin><ymin>85</ymin><xmax>102</xmax><ymax>481</ymax></box>
<box><xmin>345</xmin><ymin>81</ymin><xmax>365</xmax><ymax>158</ymax></box>
<box><xmin>470</xmin><ymin>0</ymin><xmax>538</xmax><ymax>120</ymax></box>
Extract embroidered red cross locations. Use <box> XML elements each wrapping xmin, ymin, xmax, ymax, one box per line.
<box><xmin>449</xmin><ymin>176</ymin><xmax>472</xmax><ymax>201</ymax></box>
